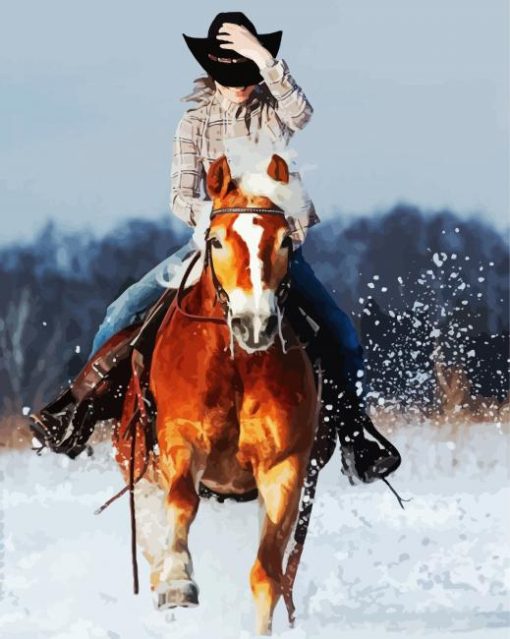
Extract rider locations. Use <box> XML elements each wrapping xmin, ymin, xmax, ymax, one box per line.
<box><xmin>31</xmin><ymin>12</ymin><xmax>400</xmax><ymax>484</ymax></box>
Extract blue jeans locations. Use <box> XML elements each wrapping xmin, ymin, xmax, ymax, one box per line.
<box><xmin>90</xmin><ymin>245</ymin><xmax>364</xmax><ymax>395</ymax></box>
<box><xmin>90</xmin><ymin>240</ymin><xmax>197</xmax><ymax>355</ymax></box>
<box><xmin>290</xmin><ymin>249</ymin><xmax>364</xmax><ymax>395</ymax></box>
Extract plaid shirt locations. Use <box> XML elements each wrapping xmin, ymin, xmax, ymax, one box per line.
<box><xmin>170</xmin><ymin>58</ymin><xmax>320</xmax><ymax>245</ymax></box>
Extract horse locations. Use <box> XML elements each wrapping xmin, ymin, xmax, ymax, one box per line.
<box><xmin>112</xmin><ymin>153</ymin><xmax>323</xmax><ymax>636</ymax></box>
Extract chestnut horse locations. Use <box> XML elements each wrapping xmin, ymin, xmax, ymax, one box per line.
<box><xmin>113</xmin><ymin>154</ymin><xmax>319</xmax><ymax>635</ymax></box>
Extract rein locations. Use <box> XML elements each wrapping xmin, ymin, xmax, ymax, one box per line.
<box><xmin>210</xmin><ymin>206</ymin><xmax>284</xmax><ymax>218</ymax></box>
<box><xmin>175</xmin><ymin>249</ymin><xmax>226</xmax><ymax>324</ymax></box>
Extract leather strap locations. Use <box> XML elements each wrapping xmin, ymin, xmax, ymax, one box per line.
<box><xmin>207</xmin><ymin>53</ymin><xmax>250</xmax><ymax>64</ymax></box>
<box><xmin>175</xmin><ymin>249</ymin><xmax>227</xmax><ymax>324</ymax></box>
<box><xmin>71</xmin><ymin>329</ymin><xmax>137</xmax><ymax>402</ymax></box>
<box><xmin>210</xmin><ymin>206</ymin><xmax>284</xmax><ymax>219</ymax></box>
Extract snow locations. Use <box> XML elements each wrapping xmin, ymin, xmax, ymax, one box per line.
<box><xmin>432</xmin><ymin>253</ymin><xmax>447</xmax><ymax>267</ymax></box>
<box><xmin>1</xmin><ymin>423</ymin><xmax>509</xmax><ymax>638</ymax></box>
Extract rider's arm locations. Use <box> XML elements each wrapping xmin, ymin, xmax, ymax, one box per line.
<box><xmin>170</xmin><ymin>114</ymin><xmax>211</xmax><ymax>227</ymax></box>
<box><xmin>258</xmin><ymin>58</ymin><xmax>313</xmax><ymax>132</ymax></box>
<box><xmin>286</xmin><ymin>185</ymin><xmax>319</xmax><ymax>249</ymax></box>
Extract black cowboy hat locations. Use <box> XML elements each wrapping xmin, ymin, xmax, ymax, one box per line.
<box><xmin>183</xmin><ymin>12</ymin><xmax>282</xmax><ymax>88</ymax></box>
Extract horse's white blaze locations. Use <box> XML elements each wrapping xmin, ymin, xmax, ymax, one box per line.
<box><xmin>232</xmin><ymin>214</ymin><xmax>273</xmax><ymax>344</ymax></box>
<box><xmin>229</xmin><ymin>288</ymin><xmax>274</xmax><ymax>318</ymax></box>
<box><xmin>232</xmin><ymin>213</ymin><xmax>263</xmax><ymax>304</ymax></box>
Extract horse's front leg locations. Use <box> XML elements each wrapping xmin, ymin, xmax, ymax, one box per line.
<box><xmin>153</xmin><ymin>422</ymin><xmax>206</xmax><ymax>610</ymax></box>
<box><xmin>249</xmin><ymin>453</ymin><xmax>308</xmax><ymax>635</ymax></box>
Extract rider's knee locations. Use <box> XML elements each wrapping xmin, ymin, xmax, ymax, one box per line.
<box><xmin>105</xmin><ymin>285</ymin><xmax>139</xmax><ymax>320</ymax></box>
<box><xmin>326</xmin><ymin>313</ymin><xmax>362</xmax><ymax>352</ymax></box>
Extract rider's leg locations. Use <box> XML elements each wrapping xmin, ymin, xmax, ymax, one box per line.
<box><xmin>30</xmin><ymin>240</ymin><xmax>198</xmax><ymax>457</ymax></box>
<box><xmin>288</xmin><ymin>247</ymin><xmax>401</xmax><ymax>483</ymax></box>
<box><xmin>30</xmin><ymin>324</ymin><xmax>140</xmax><ymax>458</ymax></box>
<box><xmin>288</xmin><ymin>247</ymin><xmax>365</xmax><ymax>391</ymax></box>
<box><xmin>91</xmin><ymin>240</ymin><xmax>198</xmax><ymax>355</ymax></box>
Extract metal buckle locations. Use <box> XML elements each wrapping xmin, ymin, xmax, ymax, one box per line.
<box><xmin>91</xmin><ymin>362</ymin><xmax>107</xmax><ymax>380</ymax></box>
<box><xmin>207</xmin><ymin>53</ymin><xmax>250</xmax><ymax>64</ymax></box>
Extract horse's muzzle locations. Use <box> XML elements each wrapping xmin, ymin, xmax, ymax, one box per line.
<box><xmin>230</xmin><ymin>313</ymin><xmax>278</xmax><ymax>352</ymax></box>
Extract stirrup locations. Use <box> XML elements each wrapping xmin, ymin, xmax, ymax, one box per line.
<box><xmin>30</xmin><ymin>397</ymin><xmax>96</xmax><ymax>459</ymax></box>
<box><xmin>323</xmin><ymin>384</ymin><xmax>401</xmax><ymax>484</ymax></box>
<box><xmin>340</xmin><ymin>439</ymin><xmax>401</xmax><ymax>485</ymax></box>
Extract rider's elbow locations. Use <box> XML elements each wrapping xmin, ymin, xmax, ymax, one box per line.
<box><xmin>170</xmin><ymin>194</ymin><xmax>196</xmax><ymax>228</ymax></box>
<box><xmin>287</xmin><ymin>102</ymin><xmax>314</xmax><ymax>132</ymax></box>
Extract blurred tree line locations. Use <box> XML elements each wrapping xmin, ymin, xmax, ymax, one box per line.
<box><xmin>0</xmin><ymin>205</ymin><xmax>508</xmax><ymax>418</ymax></box>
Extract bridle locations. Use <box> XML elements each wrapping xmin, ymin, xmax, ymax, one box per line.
<box><xmin>207</xmin><ymin>207</ymin><xmax>293</xmax><ymax>312</ymax></box>
<box><xmin>176</xmin><ymin>206</ymin><xmax>293</xmax><ymax>323</ymax></box>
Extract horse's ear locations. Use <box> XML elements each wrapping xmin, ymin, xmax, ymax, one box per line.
<box><xmin>207</xmin><ymin>155</ymin><xmax>233</xmax><ymax>199</ymax></box>
<box><xmin>267</xmin><ymin>154</ymin><xmax>289</xmax><ymax>184</ymax></box>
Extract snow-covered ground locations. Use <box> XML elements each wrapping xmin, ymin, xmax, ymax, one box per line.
<box><xmin>0</xmin><ymin>422</ymin><xmax>509</xmax><ymax>639</ymax></box>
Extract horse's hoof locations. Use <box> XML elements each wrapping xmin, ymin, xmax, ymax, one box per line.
<box><xmin>155</xmin><ymin>580</ymin><xmax>199</xmax><ymax>610</ymax></box>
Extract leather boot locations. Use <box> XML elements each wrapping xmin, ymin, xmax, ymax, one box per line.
<box><xmin>321</xmin><ymin>378</ymin><xmax>401</xmax><ymax>484</ymax></box>
<box><xmin>296</xmin><ymin>333</ymin><xmax>402</xmax><ymax>483</ymax></box>
<box><xmin>30</xmin><ymin>287</ymin><xmax>178</xmax><ymax>458</ymax></box>
<box><xmin>284</xmin><ymin>291</ymin><xmax>401</xmax><ymax>485</ymax></box>
<box><xmin>30</xmin><ymin>325</ymin><xmax>139</xmax><ymax>458</ymax></box>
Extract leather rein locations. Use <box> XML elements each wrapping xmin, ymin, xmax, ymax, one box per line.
<box><xmin>175</xmin><ymin>206</ymin><xmax>293</xmax><ymax>324</ymax></box>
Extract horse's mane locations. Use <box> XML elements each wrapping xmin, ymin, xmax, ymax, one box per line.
<box><xmin>238</xmin><ymin>165</ymin><xmax>310</xmax><ymax>217</ymax></box>
<box><xmin>226</xmin><ymin>143</ymin><xmax>312</xmax><ymax>219</ymax></box>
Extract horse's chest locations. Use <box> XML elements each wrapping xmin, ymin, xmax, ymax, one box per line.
<box><xmin>154</xmin><ymin>323</ymin><xmax>234</xmax><ymax>394</ymax></box>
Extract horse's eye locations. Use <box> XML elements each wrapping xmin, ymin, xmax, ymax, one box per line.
<box><xmin>210</xmin><ymin>237</ymin><xmax>223</xmax><ymax>250</ymax></box>
<box><xmin>280</xmin><ymin>236</ymin><xmax>292</xmax><ymax>251</ymax></box>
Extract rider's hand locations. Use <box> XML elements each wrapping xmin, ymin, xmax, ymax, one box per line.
<box><xmin>216</xmin><ymin>23</ymin><xmax>274</xmax><ymax>69</ymax></box>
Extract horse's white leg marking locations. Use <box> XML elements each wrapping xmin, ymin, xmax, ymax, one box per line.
<box><xmin>134</xmin><ymin>479</ymin><xmax>169</xmax><ymax>582</ymax></box>
<box><xmin>135</xmin><ymin>478</ymin><xmax>195</xmax><ymax>594</ymax></box>
<box><xmin>157</xmin><ymin>507</ymin><xmax>195</xmax><ymax>588</ymax></box>
<box><xmin>160</xmin><ymin>465</ymin><xmax>205</xmax><ymax>586</ymax></box>
<box><xmin>153</xmin><ymin>452</ymin><xmax>206</xmax><ymax>597</ymax></box>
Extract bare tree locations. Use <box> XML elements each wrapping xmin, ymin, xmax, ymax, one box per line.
<box><xmin>0</xmin><ymin>286</ymin><xmax>66</xmax><ymax>416</ymax></box>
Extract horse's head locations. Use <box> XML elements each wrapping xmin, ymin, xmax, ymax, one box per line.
<box><xmin>205</xmin><ymin>154</ymin><xmax>293</xmax><ymax>353</ymax></box>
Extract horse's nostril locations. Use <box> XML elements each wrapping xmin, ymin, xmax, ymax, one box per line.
<box><xmin>265</xmin><ymin>315</ymin><xmax>278</xmax><ymax>336</ymax></box>
<box><xmin>231</xmin><ymin>317</ymin><xmax>249</xmax><ymax>339</ymax></box>
<box><xmin>231</xmin><ymin>314</ymin><xmax>277</xmax><ymax>349</ymax></box>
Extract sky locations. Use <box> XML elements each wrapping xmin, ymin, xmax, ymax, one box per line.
<box><xmin>1</xmin><ymin>0</ymin><xmax>508</xmax><ymax>244</ymax></box>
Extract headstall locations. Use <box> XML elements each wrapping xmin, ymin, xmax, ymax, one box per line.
<box><xmin>206</xmin><ymin>207</ymin><xmax>293</xmax><ymax>313</ymax></box>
